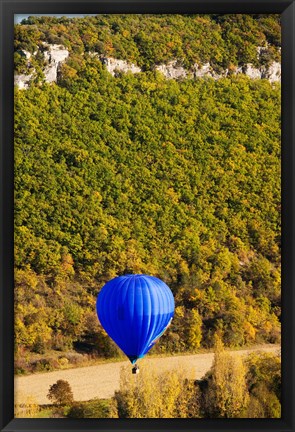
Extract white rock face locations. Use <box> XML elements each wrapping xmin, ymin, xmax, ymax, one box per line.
<box><xmin>156</xmin><ymin>61</ymin><xmax>189</xmax><ymax>79</ymax></box>
<box><xmin>233</xmin><ymin>61</ymin><xmax>281</xmax><ymax>82</ymax></box>
<box><xmin>14</xmin><ymin>73</ymin><xmax>33</xmax><ymax>89</ymax></box>
<box><xmin>262</xmin><ymin>61</ymin><xmax>281</xmax><ymax>83</ymax></box>
<box><xmin>193</xmin><ymin>62</ymin><xmax>211</xmax><ymax>78</ymax></box>
<box><xmin>243</xmin><ymin>64</ymin><xmax>262</xmax><ymax>79</ymax></box>
<box><xmin>15</xmin><ymin>44</ymin><xmax>69</xmax><ymax>88</ymax></box>
<box><xmin>14</xmin><ymin>46</ymin><xmax>281</xmax><ymax>89</ymax></box>
<box><xmin>235</xmin><ymin>66</ymin><xmax>244</xmax><ymax>75</ymax></box>
<box><xmin>193</xmin><ymin>62</ymin><xmax>223</xmax><ymax>79</ymax></box>
<box><xmin>101</xmin><ymin>57</ymin><xmax>141</xmax><ymax>76</ymax></box>
<box><xmin>88</xmin><ymin>51</ymin><xmax>100</xmax><ymax>58</ymax></box>
<box><xmin>43</xmin><ymin>44</ymin><xmax>69</xmax><ymax>83</ymax></box>
<box><xmin>21</xmin><ymin>50</ymin><xmax>31</xmax><ymax>60</ymax></box>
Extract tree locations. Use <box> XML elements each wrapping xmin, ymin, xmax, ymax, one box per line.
<box><xmin>47</xmin><ymin>380</ymin><xmax>74</xmax><ymax>405</ymax></box>
<box><xmin>245</xmin><ymin>352</ymin><xmax>281</xmax><ymax>418</ymax></box>
<box><xmin>112</xmin><ymin>364</ymin><xmax>200</xmax><ymax>418</ymax></box>
<box><xmin>187</xmin><ymin>308</ymin><xmax>203</xmax><ymax>350</ymax></box>
<box><xmin>204</xmin><ymin>337</ymin><xmax>249</xmax><ymax>417</ymax></box>
<box><xmin>14</xmin><ymin>16</ymin><xmax>281</xmax><ymax>363</ymax></box>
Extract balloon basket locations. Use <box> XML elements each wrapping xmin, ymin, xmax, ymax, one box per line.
<box><xmin>132</xmin><ymin>364</ymin><xmax>140</xmax><ymax>374</ymax></box>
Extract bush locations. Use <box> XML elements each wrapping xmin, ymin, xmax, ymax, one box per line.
<box><xmin>67</xmin><ymin>399</ymin><xmax>111</xmax><ymax>418</ymax></box>
<box><xmin>47</xmin><ymin>380</ymin><xmax>74</xmax><ymax>405</ymax></box>
<box><xmin>248</xmin><ymin>383</ymin><xmax>281</xmax><ymax>418</ymax></box>
<box><xmin>67</xmin><ymin>402</ymin><xmax>85</xmax><ymax>418</ymax></box>
<box><xmin>14</xmin><ymin>394</ymin><xmax>40</xmax><ymax>418</ymax></box>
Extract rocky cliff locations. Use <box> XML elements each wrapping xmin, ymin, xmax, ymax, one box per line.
<box><xmin>15</xmin><ymin>44</ymin><xmax>281</xmax><ymax>89</ymax></box>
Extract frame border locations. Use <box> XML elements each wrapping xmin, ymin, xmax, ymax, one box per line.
<box><xmin>1</xmin><ymin>1</ymin><xmax>294</xmax><ymax>431</ymax></box>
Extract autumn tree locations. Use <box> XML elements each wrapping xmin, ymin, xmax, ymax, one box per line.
<box><xmin>245</xmin><ymin>352</ymin><xmax>281</xmax><ymax>418</ymax></box>
<box><xmin>112</xmin><ymin>363</ymin><xmax>200</xmax><ymax>418</ymax></box>
<box><xmin>203</xmin><ymin>337</ymin><xmax>249</xmax><ymax>418</ymax></box>
<box><xmin>14</xmin><ymin>15</ymin><xmax>281</xmax><ymax>366</ymax></box>
<box><xmin>47</xmin><ymin>380</ymin><xmax>74</xmax><ymax>405</ymax></box>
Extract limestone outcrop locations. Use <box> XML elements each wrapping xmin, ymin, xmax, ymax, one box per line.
<box><xmin>14</xmin><ymin>45</ymin><xmax>281</xmax><ymax>89</ymax></box>
<box><xmin>43</xmin><ymin>44</ymin><xmax>69</xmax><ymax>83</ymax></box>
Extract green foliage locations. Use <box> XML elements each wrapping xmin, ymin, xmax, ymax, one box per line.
<box><xmin>14</xmin><ymin>15</ymin><xmax>281</xmax><ymax>364</ymax></box>
<box><xmin>47</xmin><ymin>380</ymin><xmax>74</xmax><ymax>405</ymax></box>
<box><xmin>198</xmin><ymin>342</ymin><xmax>281</xmax><ymax>418</ymax></box>
<box><xmin>14</xmin><ymin>14</ymin><xmax>280</xmax><ymax>75</ymax></box>
<box><xmin>245</xmin><ymin>351</ymin><xmax>281</xmax><ymax>417</ymax></box>
<box><xmin>68</xmin><ymin>399</ymin><xmax>111</xmax><ymax>418</ymax></box>
<box><xmin>110</xmin><ymin>349</ymin><xmax>281</xmax><ymax>419</ymax></box>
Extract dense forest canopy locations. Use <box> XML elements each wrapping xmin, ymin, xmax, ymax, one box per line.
<box><xmin>14</xmin><ymin>14</ymin><xmax>281</xmax><ymax>371</ymax></box>
<box><xmin>14</xmin><ymin>14</ymin><xmax>281</xmax><ymax>74</ymax></box>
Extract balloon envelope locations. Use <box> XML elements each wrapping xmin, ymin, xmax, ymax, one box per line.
<box><xmin>96</xmin><ymin>274</ymin><xmax>175</xmax><ymax>363</ymax></box>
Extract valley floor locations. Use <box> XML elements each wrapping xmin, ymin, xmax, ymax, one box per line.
<box><xmin>15</xmin><ymin>344</ymin><xmax>280</xmax><ymax>405</ymax></box>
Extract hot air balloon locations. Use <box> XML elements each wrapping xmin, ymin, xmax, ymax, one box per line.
<box><xmin>96</xmin><ymin>274</ymin><xmax>174</xmax><ymax>369</ymax></box>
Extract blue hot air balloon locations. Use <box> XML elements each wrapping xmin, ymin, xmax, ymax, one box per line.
<box><xmin>96</xmin><ymin>274</ymin><xmax>175</xmax><ymax>364</ymax></box>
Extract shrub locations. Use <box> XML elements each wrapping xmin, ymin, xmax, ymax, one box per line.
<box><xmin>14</xmin><ymin>394</ymin><xmax>40</xmax><ymax>418</ymax></box>
<box><xmin>47</xmin><ymin>380</ymin><xmax>74</xmax><ymax>405</ymax></box>
<box><xmin>68</xmin><ymin>399</ymin><xmax>111</xmax><ymax>418</ymax></box>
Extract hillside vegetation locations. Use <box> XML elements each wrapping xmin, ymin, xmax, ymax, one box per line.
<box><xmin>14</xmin><ymin>14</ymin><xmax>280</xmax><ymax>75</ymax></box>
<box><xmin>14</xmin><ymin>15</ymin><xmax>281</xmax><ymax>372</ymax></box>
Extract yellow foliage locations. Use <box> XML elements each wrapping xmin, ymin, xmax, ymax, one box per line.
<box><xmin>206</xmin><ymin>340</ymin><xmax>250</xmax><ymax>418</ymax></box>
<box><xmin>243</xmin><ymin>321</ymin><xmax>256</xmax><ymax>342</ymax></box>
<box><xmin>113</xmin><ymin>363</ymin><xmax>199</xmax><ymax>418</ymax></box>
<box><xmin>15</xmin><ymin>268</ymin><xmax>38</xmax><ymax>290</ymax></box>
<box><xmin>187</xmin><ymin>309</ymin><xmax>202</xmax><ymax>350</ymax></box>
<box><xmin>175</xmin><ymin>306</ymin><xmax>185</xmax><ymax>319</ymax></box>
<box><xmin>15</xmin><ymin>393</ymin><xmax>40</xmax><ymax>418</ymax></box>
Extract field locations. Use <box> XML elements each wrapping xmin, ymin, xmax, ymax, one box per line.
<box><xmin>15</xmin><ymin>344</ymin><xmax>280</xmax><ymax>405</ymax></box>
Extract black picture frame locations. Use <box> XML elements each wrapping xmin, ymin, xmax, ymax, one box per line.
<box><xmin>0</xmin><ymin>0</ymin><xmax>294</xmax><ymax>431</ymax></box>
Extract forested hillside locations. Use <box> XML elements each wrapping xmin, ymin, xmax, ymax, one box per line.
<box><xmin>15</xmin><ymin>14</ymin><xmax>281</xmax><ymax>76</ymax></box>
<box><xmin>14</xmin><ymin>15</ymin><xmax>281</xmax><ymax>373</ymax></box>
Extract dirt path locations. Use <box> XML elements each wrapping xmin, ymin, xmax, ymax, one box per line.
<box><xmin>15</xmin><ymin>344</ymin><xmax>280</xmax><ymax>405</ymax></box>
